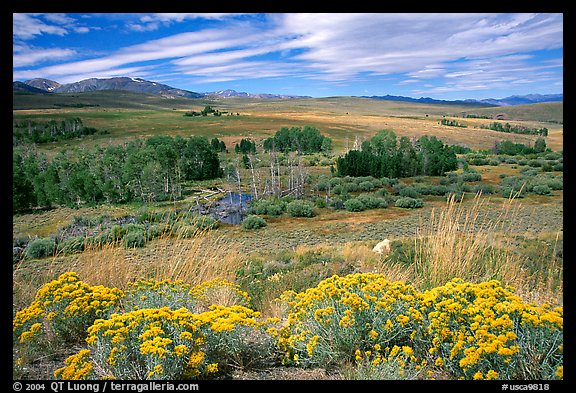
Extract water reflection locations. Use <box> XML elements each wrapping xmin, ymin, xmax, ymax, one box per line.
<box><xmin>209</xmin><ymin>192</ymin><xmax>253</xmax><ymax>225</ymax></box>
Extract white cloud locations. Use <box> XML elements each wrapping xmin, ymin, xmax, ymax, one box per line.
<box><xmin>13</xmin><ymin>13</ymin><xmax>68</xmax><ymax>39</ymax></box>
<box><xmin>13</xmin><ymin>13</ymin><xmax>97</xmax><ymax>39</ymax></box>
<box><xmin>273</xmin><ymin>13</ymin><xmax>562</xmax><ymax>82</ymax></box>
<box><xmin>13</xmin><ymin>13</ymin><xmax>563</xmax><ymax>96</ymax></box>
<box><xmin>13</xmin><ymin>44</ymin><xmax>77</xmax><ymax>67</ymax></box>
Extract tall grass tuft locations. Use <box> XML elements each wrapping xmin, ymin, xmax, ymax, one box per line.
<box><xmin>72</xmin><ymin>227</ymin><xmax>243</xmax><ymax>291</ymax></box>
<box><xmin>13</xmin><ymin>216</ymin><xmax>244</xmax><ymax>312</ymax></box>
<box><xmin>410</xmin><ymin>192</ymin><xmax>525</xmax><ymax>290</ymax></box>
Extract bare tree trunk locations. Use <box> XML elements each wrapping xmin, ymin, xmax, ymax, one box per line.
<box><xmin>248</xmin><ymin>155</ymin><xmax>259</xmax><ymax>200</ymax></box>
<box><xmin>235</xmin><ymin>158</ymin><xmax>243</xmax><ymax>211</ymax></box>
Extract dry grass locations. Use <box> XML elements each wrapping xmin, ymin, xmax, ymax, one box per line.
<box><xmin>371</xmin><ymin>192</ymin><xmax>563</xmax><ymax>304</ymax></box>
<box><xmin>410</xmin><ymin>193</ymin><xmax>525</xmax><ymax>289</ymax></box>
<box><xmin>12</xmin><ymin>228</ymin><xmax>246</xmax><ymax>310</ymax></box>
<box><xmin>75</xmin><ymin>229</ymin><xmax>244</xmax><ymax>290</ymax></box>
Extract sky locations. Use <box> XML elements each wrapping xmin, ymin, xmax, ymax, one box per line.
<box><xmin>12</xmin><ymin>13</ymin><xmax>563</xmax><ymax>100</ymax></box>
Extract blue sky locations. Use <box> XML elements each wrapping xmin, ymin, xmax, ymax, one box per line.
<box><xmin>13</xmin><ymin>13</ymin><xmax>563</xmax><ymax>100</ymax></box>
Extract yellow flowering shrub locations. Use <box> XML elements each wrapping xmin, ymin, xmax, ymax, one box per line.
<box><xmin>58</xmin><ymin>307</ymin><xmax>206</xmax><ymax>380</ymax></box>
<box><xmin>421</xmin><ymin>278</ymin><xmax>563</xmax><ymax>380</ymax></box>
<box><xmin>56</xmin><ymin>304</ymin><xmax>279</xmax><ymax>379</ymax></box>
<box><xmin>13</xmin><ymin>272</ymin><xmax>123</xmax><ymax>357</ymax></box>
<box><xmin>278</xmin><ymin>273</ymin><xmax>425</xmax><ymax>367</ymax></box>
<box><xmin>277</xmin><ymin>273</ymin><xmax>562</xmax><ymax>380</ymax></box>
<box><xmin>194</xmin><ymin>305</ymin><xmax>279</xmax><ymax>373</ymax></box>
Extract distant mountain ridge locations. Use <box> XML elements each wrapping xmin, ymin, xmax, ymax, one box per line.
<box><xmin>362</xmin><ymin>93</ymin><xmax>563</xmax><ymax>107</ymax></box>
<box><xmin>17</xmin><ymin>77</ymin><xmax>307</xmax><ymax>100</ymax></box>
<box><xmin>15</xmin><ymin>76</ymin><xmax>562</xmax><ymax>106</ymax></box>
<box><xmin>21</xmin><ymin>77</ymin><xmax>204</xmax><ymax>99</ymax></box>
<box><xmin>203</xmin><ymin>89</ymin><xmax>309</xmax><ymax>99</ymax></box>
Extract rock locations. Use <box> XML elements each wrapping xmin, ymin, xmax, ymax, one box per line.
<box><xmin>372</xmin><ymin>239</ymin><xmax>391</xmax><ymax>254</ymax></box>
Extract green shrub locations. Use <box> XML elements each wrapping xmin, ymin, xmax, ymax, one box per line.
<box><xmin>252</xmin><ymin>199</ymin><xmax>285</xmax><ymax>217</ymax></box>
<box><xmin>57</xmin><ymin>236</ymin><xmax>85</xmax><ymax>255</ymax></box>
<box><xmin>111</xmin><ymin>225</ymin><xmax>128</xmax><ymax>240</ymax></box>
<box><xmin>356</xmin><ymin>194</ymin><xmax>388</xmax><ymax>209</ymax></box>
<box><xmin>25</xmin><ymin>237</ymin><xmax>56</xmax><ymax>259</ymax></box>
<box><xmin>314</xmin><ymin>197</ymin><xmax>327</xmax><ymax>208</ymax></box>
<box><xmin>191</xmin><ymin>215</ymin><xmax>219</xmax><ymax>230</ymax></box>
<box><xmin>122</xmin><ymin>230</ymin><xmax>146</xmax><ymax>248</ymax></box>
<box><xmin>344</xmin><ymin>198</ymin><xmax>366</xmax><ymax>212</ymax></box>
<box><xmin>532</xmin><ymin>184</ymin><xmax>552</xmax><ymax>195</ymax></box>
<box><xmin>286</xmin><ymin>200</ymin><xmax>315</xmax><ymax>217</ymax></box>
<box><xmin>500</xmin><ymin>186</ymin><xmax>526</xmax><ymax>199</ymax></box>
<box><xmin>342</xmin><ymin>182</ymin><xmax>359</xmax><ymax>193</ymax></box>
<box><xmin>242</xmin><ymin>215</ymin><xmax>267</xmax><ymax>230</ymax></box>
<box><xmin>332</xmin><ymin>185</ymin><xmax>344</xmax><ymax>195</ymax></box>
<box><xmin>358</xmin><ymin>181</ymin><xmax>375</xmax><ymax>191</ymax></box>
<box><xmin>394</xmin><ymin>197</ymin><xmax>424</xmax><ymax>209</ymax></box>
<box><xmin>399</xmin><ymin>186</ymin><xmax>421</xmax><ymax>198</ymax></box>
<box><xmin>414</xmin><ymin>184</ymin><xmax>449</xmax><ymax>196</ymax></box>
<box><xmin>461</xmin><ymin>172</ymin><xmax>482</xmax><ymax>182</ymax></box>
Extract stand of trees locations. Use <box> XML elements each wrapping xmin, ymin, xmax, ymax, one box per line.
<box><xmin>235</xmin><ymin>139</ymin><xmax>257</xmax><ymax>154</ymax></box>
<box><xmin>480</xmin><ymin>122</ymin><xmax>548</xmax><ymax>136</ymax></box>
<box><xmin>440</xmin><ymin>118</ymin><xmax>467</xmax><ymax>127</ymax></box>
<box><xmin>336</xmin><ymin>130</ymin><xmax>458</xmax><ymax>178</ymax></box>
<box><xmin>263</xmin><ymin>126</ymin><xmax>332</xmax><ymax>155</ymax></box>
<box><xmin>13</xmin><ymin>135</ymin><xmax>222</xmax><ymax>212</ymax></box>
<box><xmin>211</xmin><ymin>137</ymin><xmax>227</xmax><ymax>152</ymax></box>
<box><xmin>493</xmin><ymin>138</ymin><xmax>548</xmax><ymax>155</ymax></box>
<box><xmin>13</xmin><ymin>118</ymin><xmax>106</xmax><ymax>145</ymax></box>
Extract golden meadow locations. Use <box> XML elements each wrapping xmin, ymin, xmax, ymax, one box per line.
<box><xmin>13</xmin><ymin>194</ymin><xmax>563</xmax><ymax>381</ymax></box>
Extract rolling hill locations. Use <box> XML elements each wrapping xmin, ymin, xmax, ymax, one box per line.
<box><xmin>22</xmin><ymin>77</ymin><xmax>204</xmax><ymax>99</ymax></box>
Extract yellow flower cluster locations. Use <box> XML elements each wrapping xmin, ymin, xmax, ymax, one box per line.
<box><xmin>81</xmin><ymin>306</ymin><xmax>205</xmax><ymax>379</ymax></box>
<box><xmin>278</xmin><ymin>273</ymin><xmax>423</xmax><ymax>367</ymax></box>
<box><xmin>59</xmin><ymin>299</ymin><xmax>278</xmax><ymax>380</ymax></box>
<box><xmin>14</xmin><ymin>272</ymin><xmax>123</xmax><ymax>348</ymax></box>
<box><xmin>194</xmin><ymin>304</ymin><xmax>262</xmax><ymax>333</ymax></box>
<box><xmin>278</xmin><ymin>273</ymin><xmax>563</xmax><ymax>380</ymax></box>
<box><xmin>54</xmin><ymin>349</ymin><xmax>94</xmax><ymax>380</ymax></box>
<box><xmin>353</xmin><ymin>344</ymin><xmax>425</xmax><ymax>379</ymax></box>
<box><xmin>421</xmin><ymin>278</ymin><xmax>563</xmax><ymax>380</ymax></box>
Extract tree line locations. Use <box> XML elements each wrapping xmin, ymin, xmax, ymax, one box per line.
<box><xmin>493</xmin><ymin>138</ymin><xmax>548</xmax><ymax>155</ymax></box>
<box><xmin>13</xmin><ymin>118</ymin><xmax>107</xmax><ymax>145</ymax></box>
<box><xmin>336</xmin><ymin>130</ymin><xmax>458</xmax><ymax>178</ymax></box>
<box><xmin>13</xmin><ymin>135</ymin><xmax>222</xmax><ymax>212</ymax></box>
<box><xmin>480</xmin><ymin>122</ymin><xmax>548</xmax><ymax>136</ymax></box>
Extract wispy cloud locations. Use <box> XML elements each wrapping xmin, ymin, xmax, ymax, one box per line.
<box><xmin>13</xmin><ymin>43</ymin><xmax>77</xmax><ymax>67</ymax></box>
<box><xmin>13</xmin><ymin>13</ymin><xmax>69</xmax><ymax>39</ymax></box>
<box><xmin>13</xmin><ymin>13</ymin><xmax>563</xmax><ymax>97</ymax></box>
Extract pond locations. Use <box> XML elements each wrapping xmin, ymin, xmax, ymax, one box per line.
<box><xmin>208</xmin><ymin>192</ymin><xmax>253</xmax><ymax>225</ymax></box>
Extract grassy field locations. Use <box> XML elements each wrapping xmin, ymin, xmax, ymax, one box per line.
<box><xmin>12</xmin><ymin>91</ymin><xmax>564</xmax><ymax>381</ymax></box>
<box><xmin>13</xmin><ymin>92</ymin><xmax>564</xmax><ymax>154</ymax></box>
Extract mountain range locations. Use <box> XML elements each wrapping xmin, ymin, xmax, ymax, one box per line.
<box><xmin>361</xmin><ymin>93</ymin><xmax>563</xmax><ymax>107</ymax></box>
<box><xmin>14</xmin><ymin>77</ymin><xmax>562</xmax><ymax>106</ymax></box>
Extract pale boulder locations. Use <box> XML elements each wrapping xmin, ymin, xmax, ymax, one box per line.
<box><xmin>372</xmin><ymin>239</ymin><xmax>391</xmax><ymax>254</ymax></box>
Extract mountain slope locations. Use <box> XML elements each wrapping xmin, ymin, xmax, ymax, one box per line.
<box><xmin>23</xmin><ymin>77</ymin><xmax>204</xmax><ymax>99</ymax></box>
<box><xmin>203</xmin><ymin>89</ymin><xmax>309</xmax><ymax>99</ymax></box>
<box><xmin>20</xmin><ymin>77</ymin><xmax>308</xmax><ymax>100</ymax></box>
<box><xmin>13</xmin><ymin>81</ymin><xmax>50</xmax><ymax>94</ymax></box>
<box><xmin>24</xmin><ymin>78</ymin><xmax>61</xmax><ymax>92</ymax></box>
